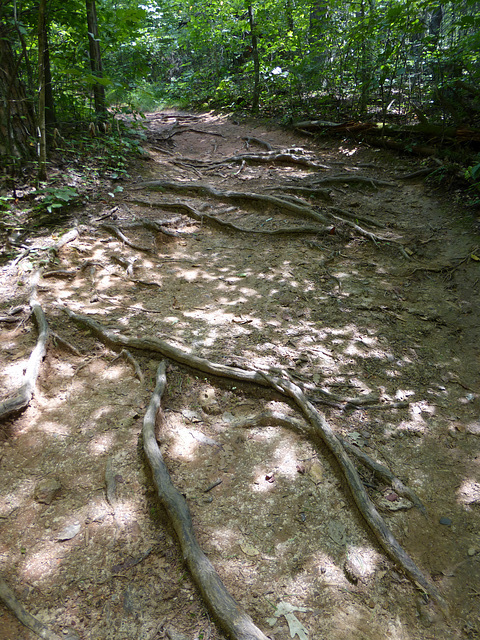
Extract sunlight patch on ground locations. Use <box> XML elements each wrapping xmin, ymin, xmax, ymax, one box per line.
<box><xmin>88</xmin><ymin>433</ymin><xmax>116</xmax><ymax>455</ymax></box>
<box><xmin>456</xmin><ymin>479</ymin><xmax>480</xmax><ymax>506</ymax></box>
<box><xmin>203</xmin><ymin>526</ymin><xmax>238</xmax><ymax>552</ymax></box>
<box><xmin>166</xmin><ymin>420</ymin><xmax>201</xmax><ymax>461</ymax></box>
<box><xmin>103</xmin><ymin>364</ymin><xmax>128</xmax><ymax>380</ymax></box>
<box><xmin>271</xmin><ymin>440</ymin><xmax>303</xmax><ymax>479</ymax></box>
<box><xmin>2</xmin><ymin>358</ymin><xmax>29</xmax><ymax>388</ymax></box>
<box><xmin>309</xmin><ymin>551</ymin><xmax>349</xmax><ymax>587</ymax></box>
<box><xmin>20</xmin><ymin>541</ymin><xmax>66</xmax><ymax>583</ymax></box>
<box><xmin>38</xmin><ymin>420</ymin><xmax>71</xmax><ymax>437</ymax></box>
<box><xmin>0</xmin><ymin>480</ymin><xmax>34</xmax><ymax>515</ymax></box>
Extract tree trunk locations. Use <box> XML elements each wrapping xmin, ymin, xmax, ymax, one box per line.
<box><xmin>247</xmin><ymin>3</ymin><xmax>260</xmax><ymax>112</ymax></box>
<box><xmin>44</xmin><ymin>35</ymin><xmax>56</xmax><ymax>130</ymax></box>
<box><xmin>38</xmin><ymin>0</ymin><xmax>48</xmax><ymax>181</ymax></box>
<box><xmin>0</xmin><ymin>23</ymin><xmax>36</xmax><ymax>167</ymax></box>
<box><xmin>85</xmin><ymin>0</ymin><xmax>107</xmax><ymax>117</ymax></box>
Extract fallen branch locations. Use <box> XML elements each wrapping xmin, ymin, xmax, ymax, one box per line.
<box><xmin>143</xmin><ymin>361</ymin><xmax>270</xmax><ymax>640</ymax></box>
<box><xmin>0</xmin><ymin>576</ymin><xmax>63</xmax><ymax>640</ymax></box>
<box><xmin>65</xmin><ymin>309</ymin><xmax>447</xmax><ymax>614</ymax></box>
<box><xmin>0</xmin><ymin>275</ymin><xmax>49</xmax><ymax>422</ymax></box>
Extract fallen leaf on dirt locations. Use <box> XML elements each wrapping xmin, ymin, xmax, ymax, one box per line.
<box><xmin>306</xmin><ymin>460</ymin><xmax>323</xmax><ymax>484</ymax></box>
<box><xmin>57</xmin><ymin>522</ymin><xmax>81</xmax><ymax>541</ymax></box>
<box><xmin>240</xmin><ymin>541</ymin><xmax>260</xmax><ymax>556</ymax></box>
<box><xmin>327</xmin><ymin>520</ymin><xmax>347</xmax><ymax>546</ymax></box>
<box><xmin>181</xmin><ymin>409</ymin><xmax>201</xmax><ymax>423</ymax></box>
<box><xmin>267</xmin><ymin>601</ymin><xmax>311</xmax><ymax>640</ymax></box>
<box><xmin>385</xmin><ymin>492</ymin><xmax>399</xmax><ymax>501</ymax></box>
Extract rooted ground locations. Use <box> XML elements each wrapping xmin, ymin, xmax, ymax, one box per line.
<box><xmin>1</xmin><ymin>110</ymin><xmax>480</xmax><ymax>640</ymax></box>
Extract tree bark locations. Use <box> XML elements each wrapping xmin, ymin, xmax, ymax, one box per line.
<box><xmin>247</xmin><ymin>3</ymin><xmax>260</xmax><ymax>112</ymax></box>
<box><xmin>85</xmin><ymin>0</ymin><xmax>107</xmax><ymax>117</ymax></box>
<box><xmin>0</xmin><ymin>21</ymin><xmax>36</xmax><ymax>165</ymax></box>
<box><xmin>37</xmin><ymin>0</ymin><xmax>48</xmax><ymax>181</ymax></box>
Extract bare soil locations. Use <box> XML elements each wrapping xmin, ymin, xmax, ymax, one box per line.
<box><xmin>1</xmin><ymin>110</ymin><xmax>480</xmax><ymax>640</ymax></box>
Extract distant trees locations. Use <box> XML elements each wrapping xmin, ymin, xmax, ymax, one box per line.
<box><xmin>1</xmin><ymin>0</ymin><xmax>479</xmax><ymax>173</ymax></box>
<box><xmin>0</xmin><ymin>0</ymin><xmax>144</xmax><ymax>172</ymax></box>
<box><xmin>144</xmin><ymin>0</ymin><xmax>479</xmax><ymax>124</ymax></box>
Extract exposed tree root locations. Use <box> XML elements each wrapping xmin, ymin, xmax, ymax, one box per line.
<box><xmin>337</xmin><ymin>436</ymin><xmax>427</xmax><ymax>515</ymax></box>
<box><xmin>136</xmin><ymin>179</ymin><xmax>331</xmax><ymax>224</ymax></box>
<box><xmin>133</xmin><ymin>181</ymin><xmax>403</xmax><ymax>245</ymax></box>
<box><xmin>128</xmin><ymin>200</ymin><xmax>329</xmax><ymax>236</ymax></box>
<box><xmin>65</xmin><ymin>308</ymin><xmax>448</xmax><ymax>616</ymax></box>
<box><xmin>242</xmin><ymin>136</ymin><xmax>273</xmax><ymax>150</ymax></box>
<box><xmin>64</xmin><ymin>309</ymin><xmax>268</xmax><ymax>387</ymax></box>
<box><xmin>0</xmin><ymin>576</ymin><xmax>63</xmax><ymax>640</ymax></box>
<box><xmin>0</xmin><ymin>275</ymin><xmax>49</xmax><ymax>422</ymax></box>
<box><xmin>261</xmin><ymin>373</ymin><xmax>448</xmax><ymax>615</ymax></box>
<box><xmin>171</xmin><ymin>150</ymin><xmax>331</xmax><ymax>170</ymax></box>
<box><xmin>143</xmin><ymin>361</ymin><xmax>270</xmax><ymax>640</ymax></box>
<box><xmin>226</xmin><ymin>409</ymin><xmax>426</xmax><ymax>514</ymax></box>
<box><xmin>265</xmin><ymin>184</ymin><xmax>333</xmax><ymax>202</ymax></box>
<box><xmin>119</xmin><ymin>218</ymin><xmax>185</xmax><ymax>238</ymax></box>
<box><xmin>99</xmin><ymin>222</ymin><xmax>152</xmax><ymax>252</ymax></box>
<box><xmin>310</xmin><ymin>174</ymin><xmax>396</xmax><ymax>188</ymax></box>
<box><xmin>112</xmin><ymin>348</ymin><xmax>145</xmax><ymax>383</ymax></box>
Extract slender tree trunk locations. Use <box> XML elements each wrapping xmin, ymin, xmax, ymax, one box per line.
<box><xmin>37</xmin><ymin>0</ymin><xmax>47</xmax><ymax>181</ymax></box>
<box><xmin>247</xmin><ymin>3</ymin><xmax>260</xmax><ymax>112</ymax></box>
<box><xmin>44</xmin><ymin>35</ymin><xmax>56</xmax><ymax>129</ymax></box>
<box><xmin>0</xmin><ymin>23</ymin><xmax>36</xmax><ymax>167</ymax></box>
<box><xmin>85</xmin><ymin>0</ymin><xmax>107</xmax><ymax>117</ymax></box>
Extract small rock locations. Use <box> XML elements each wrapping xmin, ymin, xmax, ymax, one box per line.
<box><xmin>34</xmin><ymin>478</ymin><xmax>62</xmax><ymax>504</ymax></box>
<box><xmin>439</xmin><ymin>516</ymin><xmax>452</xmax><ymax>526</ymax></box>
<box><xmin>468</xmin><ymin>547</ymin><xmax>477</xmax><ymax>556</ymax></box>
<box><xmin>199</xmin><ymin>387</ymin><xmax>221</xmax><ymax>415</ymax></box>
<box><xmin>165</xmin><ymin>626</ymin><xmax>190</xmax><ymax>640</ymax></box>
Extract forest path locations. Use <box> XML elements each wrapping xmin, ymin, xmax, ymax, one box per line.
<box><xmin>1</xmin><ymin>110</ymin><xmax>480</xmax><ymax>640</ymax></box>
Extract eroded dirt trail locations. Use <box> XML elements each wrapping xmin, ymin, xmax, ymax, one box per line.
<box><xmin>1</xmin><ymin>110</ymin><xmax>480</xmax><ymax>640</ymax></box>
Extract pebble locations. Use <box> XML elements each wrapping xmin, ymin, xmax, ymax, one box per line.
<box><xmin>34</xmin><ymin>478</ymin><xmax>62</xmax><ymax>504</ymax></box>
<box><xmin>439</xmin><ymin>516</ymin><xmax>452</xmax><ymax>526</ymax></box>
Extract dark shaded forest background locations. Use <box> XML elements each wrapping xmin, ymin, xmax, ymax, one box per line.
<box><xmin>1</xmin><ymin>0</ymin><xmax>480</xmax><ymax>204</ymax></box>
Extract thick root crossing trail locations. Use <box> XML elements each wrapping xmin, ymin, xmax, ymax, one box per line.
<box><xmin>1</xmin><ymin>110</ymin><xmax>480</xmax><ymax>640</ymax></box>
